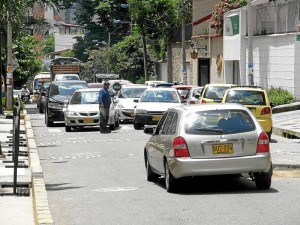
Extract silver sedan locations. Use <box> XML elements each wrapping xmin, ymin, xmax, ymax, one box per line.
<box><xmin>144</xmin><ymin>103</ymin><xmax>272</xmax><ymax>193</ymax></box>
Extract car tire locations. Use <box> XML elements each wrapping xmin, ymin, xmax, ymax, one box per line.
<box><xmin>267</xmin><ymin>129</ymin><xmax>272</xmax><ymax>140</ymax></box>
<box><xmin>65</xmin><ymin>126</ymin><xmax>71</xmax><ymax>132</ymax></box>
<box><xmin>164</xmin><ymin>160</ymin><xmax>177</xmax><ymax>193</ymax></box>
<box><xmin>133</xmin><ymin>122</ymin><xmax>142</xmax><ymax>130</ymax></box>
<box><xmin>45</xmin><ymin>112</ymin><xmax>53</xmax><ymax>127</ymax></box>
<box><xmin>254</xmin><ymin>166</ymin><xmax>273</xmax><ymax>190</ymax></box>
<box><xmin>145</xmin><ymin>152</ymin><xmax>159</xmax><ymax>182</ymax></box>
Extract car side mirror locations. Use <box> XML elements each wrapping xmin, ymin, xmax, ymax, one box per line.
<box><xmin>270</xmin><ymin>102</ymin><xmax>275</xmax><ymax>108</ymax></box>
<box><xmin>144</xmin><ymin>125</ymin><xmax>156</xmax><ymax>135</ymax></box>
<box><xmin>133</xmin><ymin>99</ymin><xmax>139</xmax><ymax>103</ymax></box>
<box><xmin>195</xmin><ymin>94</ymin><xmax>200</xmax><ymax>99</ymax></box>
<box><xmin>41</xmin><ymin>92</ymin><xmax>47</xmax><ymax>96</ymax></box>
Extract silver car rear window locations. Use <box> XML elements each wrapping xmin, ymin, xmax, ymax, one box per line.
<box><xmin>185</xmin><ymin>109</ymin><xmax>256</xmax><ymax>135</ymax></box>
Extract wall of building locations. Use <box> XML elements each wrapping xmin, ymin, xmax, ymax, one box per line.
<box><xmin>170</xmin><ymin>43</ymin><xmax>193</xmax><ymax>84</ymax></box>
<box><xmin>54</xmin><ymin>33</ymin><xmax>83</xmax><ymax>52</ymax></box>
<box><xmin>250</xmin><ymin>33</ymin><xmax>300</xmax><ymax>99</ymax></box>
<box><xmin>193</xmin><ymin>0</ymin><xmax>220</xmax><ymax>36</ymax></box>
<box><xmin>224</xmin><ymin>6</ymin><xmax>300</xmax><ymax>99</ymax></box>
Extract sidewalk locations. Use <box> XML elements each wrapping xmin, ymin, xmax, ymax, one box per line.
<box><xmin>273</xmin><ymin>109</ymin><xmax>300</xmax><ymax>139</ymax></box>
<box><xmin>0</xmin><ymin>116</ymin><xmax>34</xmax><ymax>225</ymax></box>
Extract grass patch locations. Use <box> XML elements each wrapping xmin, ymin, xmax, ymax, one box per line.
<box><xmin>1</xmin><ymin>97</ymin><xmax>24</xmax><ymax>111</ymax></box>
<box><xmin>267</xmin><ymin>87</ymin><xmax>295</xmax><ymax>106</ymax></box>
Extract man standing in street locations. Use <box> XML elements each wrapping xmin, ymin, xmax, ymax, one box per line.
<box><xmin>98</xmin><ymin>81</ymin><xmax>112</xmax><ymax>134</ymax></box>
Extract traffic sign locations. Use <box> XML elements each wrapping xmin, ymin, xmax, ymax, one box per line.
<box><xmin>112</xmin><ymin>82</ymin><xmax>122</xmax><ymax>91</ymax></box>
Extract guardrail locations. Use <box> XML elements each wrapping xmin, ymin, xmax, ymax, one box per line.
<box><xmin>1</xmin><ymin>97</ymin><xmax>30</xmax><ymax>196</ymax></box>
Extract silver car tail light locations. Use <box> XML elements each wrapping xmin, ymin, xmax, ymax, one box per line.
<box><xmin>173</xmin><ymin>136</ymin><xmax>190</xmax><ymax>158</ymax></box>
<box><xmin>257</xmin><ymin>132</ymin><xmax>270</xmax><ymax>153</ymax></box>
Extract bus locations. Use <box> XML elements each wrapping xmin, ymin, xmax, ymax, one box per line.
<box><xmin>32</xmin><ymin>72</ymin><xmax>51</xmax><ymax>103</ymax></box>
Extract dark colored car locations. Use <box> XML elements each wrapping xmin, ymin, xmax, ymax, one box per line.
<box><xmin>45</xmin><ymin>80</ymin><xmax>88</xmax><ymax>127</ymax></box>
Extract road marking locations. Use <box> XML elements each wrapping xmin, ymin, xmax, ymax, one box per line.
<box><xmin>92</xmin><ymin>187</ymin><xmax>138</xmax><ymax>193</ymax></box>
<box><xmin>48</xmin><ymin>128</ymin><xmax>62</xmax><ymax>133</ymax></box>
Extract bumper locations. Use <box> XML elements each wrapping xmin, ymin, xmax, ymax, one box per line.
<box><xmin>258</xmin><ymin>118</ymin><xmax>272</xmax><ymax>133</ymax></box>
<box><xmin>168</xmin><ymin>153</ymin><xmax>272</xmax><ymax>179</ymax></box>
<box><xmin>134</xmin><ymin>114</ymin><xmax>162</xmax><ymax>125</ymax></box>
<box><xmin>119</xmin><ymin>109</ymin><xmax>134</xmax><ymax>121</ymax></box>
<box><xmin>48</xmin><ymin>109</ymin><xmax>65</xmax><ymax>122</ymax></box>
<box><xmin>65</xmin><ymin>115</ymin><xmax>100</xmax><ymax>127</ymax></box>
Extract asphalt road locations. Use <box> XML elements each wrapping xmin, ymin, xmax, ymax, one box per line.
<box><xmin>26</xmin><ymin>105</ymin><xmax>300</xmax><ymax>225</ymax></box>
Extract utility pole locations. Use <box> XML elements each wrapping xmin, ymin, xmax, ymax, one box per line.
<box><xmin>247</xmin><ymin>0</ymin><xmax>254</xmax><ymax>86</ymax></box>
<box><xmin>6</xmin><ymin>0</ymin><xmax>13</xmax><ymax>111</ymax></box>
<box><xmin>0</xmin><ymin>29</ymin><xmax>3</xmax><ymax>114</ymax></box>
<box><xmin>107</xmin><ymin>32</ymin><xmax>111</xmax><ymax>74</ymax></box>
<box><xmin>180</xmin><ymin>0</ymin><xmax>187</xmax><ymax>85</ymax></box>
<box><xmin>141</xmin><ymin>22</ymin><xmax>149</xmax><ymax>81</ymax></box>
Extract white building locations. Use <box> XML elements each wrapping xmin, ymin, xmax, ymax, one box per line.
<box><xmin>223</xmin><ymin>0</ymin><xmax>300</xmax><ymax>99</ymax></box>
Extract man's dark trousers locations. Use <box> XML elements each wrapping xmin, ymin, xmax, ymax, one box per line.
<box><xmin>100</xmin><ymin>107</ymin><xmax>110</xmax><ymax>133</ymax></box>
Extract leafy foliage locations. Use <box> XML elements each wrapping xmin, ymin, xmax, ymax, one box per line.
<box><xmin>42</xmin><ymin>34</ymin><xmax>54</xmax><ymax>56</ymax></box>
<box><xmin>210</xmin><ymin>0</ymin><xmax>247</xmax><ymax>30</ymax></box>
<box><xmin>267</xmin><ymin>87</ymin><xmax>295</xmax><ymax>106</ymax></box>
<box><xmin>81</xmin><ymin>48</ymin><xmax>109</xmax><ymax>81</ymax></box>
<box><xmin>108</xmin><ymin>34</ymin><xmax>153</xmax><ymax>82</ymax></box>
<box><xmin>13</xmin><ymin>34</ymin><xmax>42</xmax><ymax>88</ymax></box>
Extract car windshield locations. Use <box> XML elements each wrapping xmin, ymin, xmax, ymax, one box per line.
<box><xmin>178</xmin><ymin>89</ymin><xmax>189</xmax><ymax>96</ymax></box>
<box><xmin>55</xmin><ymin>75</ymin><xmax>79</xmax><ymax>81</ymax></box>
<box><xmin>49</xmin><ymin>83</ymin><xmax>88</xmax><ymax>96</ymax></box>
<box><xmin>118</xmin><ymin>87</ymin><xmax>147</xmax><ymax>99</ymax></box>
<box><xmin>185</xmin><ymin>109</ymin><xmax>256</xmax><ymax>135</ymax></box>
<box><xmin>204</xmin><ymin>86</ymin><xmax>231</xmax><ymax>100</ymax></box>
<box><xmin>225</xmin><ymin>90</ymin><xmax>266</xmax><ymax>105</ymax></box>
<box><xmin>140</xmin><ymin>90</ymin><xmax>179</xmax><ymax>103</ymax></box>
<box><xmin>70</xmin><ymin>91</ymin><xmax>99</xmax><ymax>105</ymax></box>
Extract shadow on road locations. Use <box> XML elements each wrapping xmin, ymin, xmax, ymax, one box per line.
<box><xmin>152</xmin><ymin>176</ymin><xmax>278</xmax><ymax>195</ymax></box>
<box><xmin>46</xmin><ymin>183</ymin><xmax>84</xmax><ymax>192</ymax></box>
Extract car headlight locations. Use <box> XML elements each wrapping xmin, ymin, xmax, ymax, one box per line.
<box><xmin>66</xmin><ymin>111</ymin><xmax>76</xmax><ymax>116</ymax></box>
<box><xmin>135</xmin><ymin>109</ymin><xmax>148</xmax><ymax>114</ymax></box>
<box><xmin>48</xmin><ymin>102</ymin><xmax>61</xmax><ymax>109</ymax></box>
<box><xmin>117</xmin><ymin>103</ymin><xmax>124</xmax><ymax>109</ymax></box>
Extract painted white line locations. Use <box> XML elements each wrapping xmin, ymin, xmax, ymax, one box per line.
<box><xmin>92</xmin><ymin>187</ymin><xmax>138</xmax><ymax>193</ymax></box>
<box><xmin>48</xmin><ymin>128</ymin><xmax>62</xmax><ymax>133</ymax></box>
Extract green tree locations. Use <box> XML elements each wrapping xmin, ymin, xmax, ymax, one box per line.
<box><xmin>13</xmin><ymin>34</ymin><xmax>42</xmax><ymax>88</ymax></box>
<box><xmin>108</xmin><ymin>34</ymin><xmax>153</xmax><ymax>82</ymax></box>
<box><xmin>42</xmin><ymin>34</ymin><xmax>55</xmax><ymax>56</ymax></box>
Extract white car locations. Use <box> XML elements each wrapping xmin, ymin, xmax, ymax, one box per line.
<box><xmin>145</xmin><ymin>81</ymin><xmax>167</xmax><ymax>88</ymax></box>
<box><xmin>186</xmin><ymin>87</ymin><xmax>203</xmax><ymax>104</ymax></box>
<box><xmin>133</xmin><ymin>88</ymin><xmax>183</xmax><ymax>130</ymax></box>
<box><xmin>54</xmin><ymin>74</ymin><xmax>80</xmax><ymax>81</ymax></box>
<box><xmin>64</xmin><ymin>88</ymin><xmax>119</xmax><ymax>132</ymax></box>
<box><xmin>116</xmin><ymin>85</ymin><xmax>148</xmax><ymax>122</ymax></box>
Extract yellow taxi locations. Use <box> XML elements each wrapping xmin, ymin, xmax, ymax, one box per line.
<box><xmin>200</xmin><ymin>84</ymin><xmax>237</xmax><ymax>103</ymax></box>
<box><xmin>222</xmin><ymin>86</ymin><xmax>273</xmax><ymax>139</ymax></box>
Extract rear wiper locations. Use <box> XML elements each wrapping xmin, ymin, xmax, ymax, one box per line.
<box><xmin>194</xmin><ymin>128</ymin><xmax>223</xmax><ymax>134</ymax></box>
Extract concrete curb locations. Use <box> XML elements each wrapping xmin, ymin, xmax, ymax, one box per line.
<box><xmin>272</xmin><ymin>102</ymin><xmax>300</xmax><ymax>114</ymax></box>
<box><xmin>273</xmin><ymin>164</ymin><xmax>300</xmax><ymax>169</ymax></box>
<box><xmin>272</xmin><ymin>126</ymin><xmax>300</xmax><ymax>139</ymax></box>
<box><xmin>24</xmin><ymin>111</ymin><xmax>54</xmax><ymax>225</ymax></box>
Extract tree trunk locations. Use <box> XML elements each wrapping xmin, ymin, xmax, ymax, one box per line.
<box><xmin>167</xmin><ymin>42</ymin><xmax>173</xmax><ymax>83</ymax></box>
<box><xmin>6</xmin><ymin>21</ymin><xmax>13</xmax><ymax>111</ymax></box>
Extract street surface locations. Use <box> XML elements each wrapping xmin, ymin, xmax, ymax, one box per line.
<box><xmin>26</xmin><ymin>105</ymin><xmax>300</xmax><ymax>225</ymax></box>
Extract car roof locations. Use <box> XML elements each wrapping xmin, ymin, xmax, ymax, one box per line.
<box><xmin>204</xmin><ymin>84</ymin><xmax>237</xmax><ymax>88</ymax></box>
<box><xmin>172</xmin><ymin>85</ymin><xmax>195</xmax><ymax>89</ymax></box>
<box><xmin>145</xmin><ymin>87</ymin><xmax>177</xmax><ymax>92</ymax></box>
<box><xmin>75</xmin><ymin>88</ymin><xmax>100</xmax><ymax>92</ymax></box>
<box><xmin>228</xmin><ymin>87</ymin><xmax>265</xmax><ymax>92</ymax></box>
<box><xmin>122</xmin><ymin>84</ymin><xmax>148</xmax><ymax>88</ymax></box>
<box><xmin>51</xmin><ymin>80</ymin><xmax>87</xmax><ymax>85</ymax></box>
<box><xmin>170</xmin><ymin>103</ymin><xmax>249</xmax><ymax>113</ymax></box>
